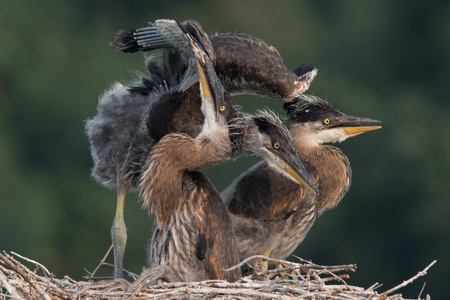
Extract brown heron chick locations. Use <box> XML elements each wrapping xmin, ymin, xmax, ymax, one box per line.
<box><xmin>85</xmin><ymin>45</ymin><xmax>245</xmax><ymax>278</ymax></box>
<box><xmin>114</xmin><ymin>19</ymin><xmax>317</xmax><ymax>102</ymax></box>
<box><xmin>221</xmin><ymin>96</ymin><xmax>381</xmax><ymax>270</ymax></box>
<box><xmin>140</xmin><ymin>49</ymin><xmax>244</xmax><ymax>283</ymax></box>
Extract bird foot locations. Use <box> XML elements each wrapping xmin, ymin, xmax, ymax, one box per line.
<box><xmin>243</xmin><ymin>264</ymin><xmax>269</xmax><ymax>281</ymax></box>
<box><xmin>276</xmin><ymin>263</ymin><xmax>299</xmax><ymax>280</ymax></box>
<box><xmin>253</xmin><ymin>257</ymin><xmax>269</xmax><ymax>273</ymax></box>
<box><xmin>71</xmin><ymin>278</ymin><xmax>130</xmax><ymax>299</ymax></box>
<box><xmin>252</xmin><ymin>273</ymin><xmax>270</xmax><ymax>281</ymax></box>
<box><xmin>120</xmin><ymin>265</ymin><xmax>179</xmax><ymax>300</ymax></box>
<box><xmin>248</xmin><ymin>257</ymin><xmax>269</xmax><ymax>280</ymax></box>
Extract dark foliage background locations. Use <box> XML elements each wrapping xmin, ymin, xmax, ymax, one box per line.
<box><xmin>1</xmin><ymin>1</ymin><xmax>448</xmax><ymax>298</ymax></box>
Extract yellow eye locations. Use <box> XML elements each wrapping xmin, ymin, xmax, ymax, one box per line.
<box><xmin>324</xmin><ymin>118</ymin><xmax>331</xmax><ymax>125</ymax></box>
<box><xmin>273</xmin><ymin>142</ymin><xmax>280</xmax><ymax>149</ymax></box>
<box><xmin>220</xmin><ymin>105</ymin><xmax>226</xmax><ymax>112</ymax></box>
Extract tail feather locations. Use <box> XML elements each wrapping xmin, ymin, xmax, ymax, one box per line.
<box><xmin>114</xmin><ymin>28</ymin><xmax>147</xmax><ymax>53</ymax></box>
<box><xmin>115</xmin><ymin>21</ymin><xmax>183</xmax><ymax>54</ymax></box>
<box><xmin>114</xmin><ymin>19</ymin><xmax>215</xmax><ymax>64</ymax></box>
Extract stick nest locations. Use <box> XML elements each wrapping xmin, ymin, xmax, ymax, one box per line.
<box><xmin>0</xmin><ymin>250</ymin><xmax>434</xmax><ymax>300</ymax></box>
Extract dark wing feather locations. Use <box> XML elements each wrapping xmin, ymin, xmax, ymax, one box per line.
<box><xmin>114</xmin><ymin>21</ymin><xmax>179</xmax><ymax>53</ymax></box>
<box><xmin>146</xmin><ymin>84</ymin><xmax>204</xmax><ymax>144</ymax></box>
<box><xmin>211</xmin><ymin>33</ymin><xmax>316</xmax><ymax>102</ymax></box>
<box><xmin>114</xmin><ymin>19</ymin><xmax>215</xmax><ymax>63</ymax></box>
<box><xmin>114</xmin><ymin>28</ymin><xmax>149</xmax><ymax>53</ymax></box>
<box><xmin>226</xmin><ymin>162</ymin><xmax>306</xmax><ymax>220</ymax></box>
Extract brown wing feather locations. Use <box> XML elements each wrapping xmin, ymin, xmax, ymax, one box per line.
<box><xmin>211</xmin><ymin>33</ymin><xmax>300</xmax><ymax>101</ymax></box>
<box><xmin>227</xmin><ymin>162</ymin><xmax>307</xmax><ymax>221</ymax></box>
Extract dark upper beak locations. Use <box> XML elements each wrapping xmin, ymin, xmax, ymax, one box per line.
<box><xmin>282</xmin><ymin>153</ymin><xmax>319</xmax><ymax>195</ymax></box>
<box><xmin>334</xmin><ymin>114</ymin><xmax>382</xmax><ymax>135</ymax></box>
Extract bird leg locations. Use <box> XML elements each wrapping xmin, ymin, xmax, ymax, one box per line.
<box><xmin>112</xmin><ymin>192</ymin><xmax>127</xmax><ymax>279</ymax></box>
<box><xmin>120</xmin><ymin>265</ymin><xmax>179</xmax><ymax>300</ymax></box>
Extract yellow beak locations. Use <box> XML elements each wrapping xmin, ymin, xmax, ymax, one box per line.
<box><xmin>284</xmin><ymin>162</ymin><xmax>317</xmax><ymax>195</ymax></box>
<box><xmin>343</xmin><ymin>126</ymin><xmax>382</xmax><ymax>135</ymax></box>
<box><xmin>196</xmin><ymin>58</ymin><xmax>212</xmax><ymax>100</ymax></box>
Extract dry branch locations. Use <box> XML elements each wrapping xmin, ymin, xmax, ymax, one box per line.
<box><xmin>381</xmin><ymin>260</ymin><xmax>436</xmax><ymax>298</ymax></box>
<box><xmin>0</xmin><ymin>250</ymin><xmax>434</xmax><ymax>300</ymax></box>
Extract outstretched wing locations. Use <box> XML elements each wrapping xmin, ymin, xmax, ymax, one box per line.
<box><xmin>211</xmin><ymin>33</ymin><xmax>317</xmax><ymax>102</ymax></box>
<box><xmin>114</xmin><ymin>19</ymin><xmax>316</xmax><ymax>103</ymax></box>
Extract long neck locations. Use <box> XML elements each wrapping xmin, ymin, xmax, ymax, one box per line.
<box><xmin>140</xmin><ymin>128</ymin><xmax>231</xmax><ymax>227</ymax></box>
<box><xmin>290</xmin><ymin>125</ymin><xmax>352</xmax><ymax>212</ymax></box>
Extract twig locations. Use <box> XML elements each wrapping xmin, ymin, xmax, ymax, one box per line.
<box><xmin>63</xmin><ymin>275</ymin><xmax>79</xmax><ymax>284</ymax></box>
<box><xmin>321</xmin><ymin>274</ymin><xmax>350</xmax><ymax>283</ymax></box>
<box><xmin>256</xmin><ymin>266</ymin><xmax>304</xmax><ymax>278</ymax></box>
<box><xmin>0</xmin><ymin>250</ymin><xmax>435</xmax><ymax>300</ymax></box>
<box><xmin>0</xmin><ymin>252</ymin><xmax>52</xmax><ymax>300</ymax></box>
<box><xmin>417</xmin><ymin>282</ymin><xmax>426</xmax><ymax>300</ymax></box>
<box><xmin>84</xmin><ymin>244</ymin><xmax>114</xmax><ymax>281</ymax></box>
<box><xmin>310</xmin><ymin>270</ymin><xmax>325</xmax><ymax>285</ymax></box>
<box><xmin>245</xmin><ymin>259</ymin><xmax>356</xmax><ymax>284</ymax></box>
<box><xmin>0</xmin><ymin>293</ymin><xmax>21</xmax><ymax>299</ymax></box>
<box><xmin>3</xmin><ymin>253</ymin><xmax>68</xmax><ymax>299</ymax></box>
<box><xmin>0</xmin><ymin>270</ymin><xmax>23</xmax><ymax>300</ymax></box>
<box><xmin>101</xmin><ymin>262</ymin><xmax>139</xmax><ymax>280</ymax></box>
<box><xmin>382</xmin><ymin>260</ymin><xmax>436</xmax><ymax>297</ymax></box>
<box><xmin>365</xmin><ymin>282</ymin><xmax>382</xmax><ymax>292</ymax></box>
<box><xmin>223</xmin><ymin>255</ymin><xmax>296</xmax><ymax>272</ymax></box>
<box><xmin>10</xmin><ymin>251</ymin><xmax>52</xmax><ymax>278</ymax></box>
<box><xmin>292</xmin><ymin>254</ymin><xmax>311</xmax><ymax>262</ymax></box>
<box><xmin>292</xmin><ymin>255</ymin><xmax>357</xmax><ymax>273</ymax></box>
<box><xmin>317</xmin><ymin>267</ymin><xmax>354</xmax><ymax>290</ymax></box>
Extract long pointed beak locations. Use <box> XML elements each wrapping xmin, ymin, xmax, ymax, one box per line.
<box><xmin>195</xmin><ymin>52</ymin><xmax>220</xmax><ymax>116</ymax></box>
<box><xmin>283</xmin><ymin>154</ymin><xmax>318</xmax><ymax>195</ymax></box>
<box><xmin>337</xmin><ymin>115</ymin><xmax>382</xmax><ymax>135</ymax></box>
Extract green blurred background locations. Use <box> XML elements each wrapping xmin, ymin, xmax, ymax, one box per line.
<box><xmin>1</xmin><ymin>0</ymin><xmax>448</xmax><ymax>298</ymax></box>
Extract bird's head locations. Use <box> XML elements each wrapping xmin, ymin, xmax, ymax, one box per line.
<box><xmin>289</xmin><ymin>97</ymin><xmax>382</xmax><ymax>146</ymax></box>
<box><xmin>194</xmin><ymin>44</ymin><xmax>245</xmax><ymax>151</ymax></box>
<box><xmin>246</xmin><ymin>109</ymin><xmax>318</xmax><ymax>194</ymax></box>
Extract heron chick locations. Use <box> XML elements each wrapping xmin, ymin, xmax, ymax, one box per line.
<box><xmin>140</xmin><ymin>51</ymin><xmax>242</xmax><ymax>283</ymax></box>
<box><xmin>85</xmin><ymin>46</ymin><xmax>240</xmax><ymax>278</ymax></box>
<box><xmin>222</xmin><ymin>96</ymin><xmax>381</xmax><ymax>271</ymax></box>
